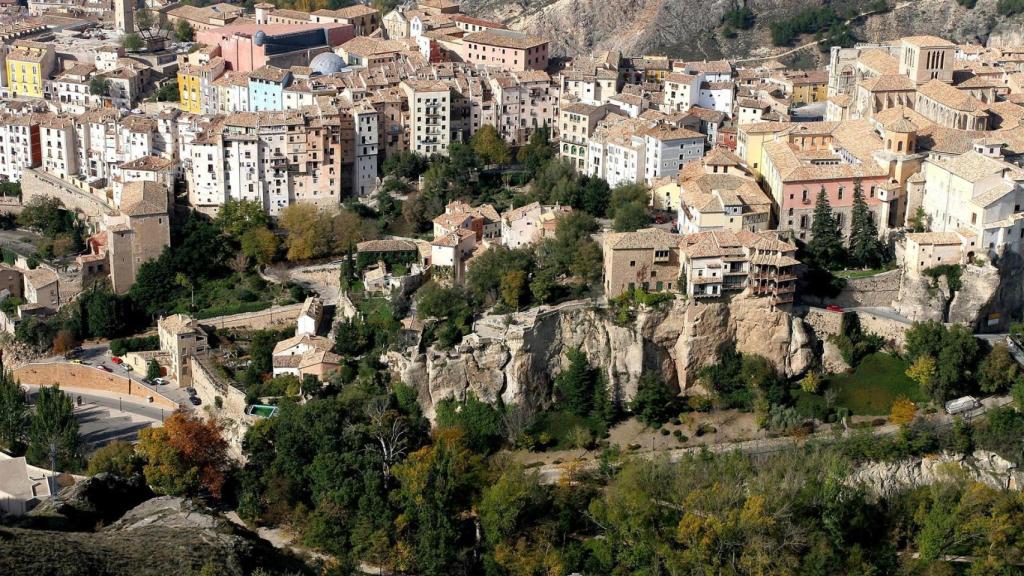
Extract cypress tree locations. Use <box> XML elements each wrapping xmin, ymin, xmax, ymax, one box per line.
<box><xmin>807</xmin><ymin>186</ymin><xmax>845</xmax><ymax>268</ymax></box>
<box><xmin>848</xmin><ymin>180</ymin><xmax>883</xmax><ymax>268</ymax></box>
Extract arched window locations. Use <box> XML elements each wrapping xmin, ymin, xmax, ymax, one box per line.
<box><xmin>897</xmin><ymin>140</ymin><xmax>903</xmax><ymax>152</ymax></box>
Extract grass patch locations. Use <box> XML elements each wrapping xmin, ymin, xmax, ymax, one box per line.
<box><xmin>529</xmin><ymin>410</ymin><xmax>605</xmax><ymax>451</ymax></box>
<box><xmin>828</xmin><ymin>353</ymin><xmax>926</xmax><ymax>416</ymax></box>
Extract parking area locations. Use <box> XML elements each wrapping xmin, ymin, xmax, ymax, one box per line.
<box><xmin>55</xmin><ymin>343</ymin><xmax>194</xmax><ymax>408</ymax></box>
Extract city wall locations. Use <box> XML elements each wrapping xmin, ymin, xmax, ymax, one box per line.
<box><xmin>12</xmin><ymin>362</ymin><xmax>179</xmax><ymax>409</ymax></box>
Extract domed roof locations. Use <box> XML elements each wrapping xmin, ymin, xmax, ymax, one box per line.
<box><xmin>253</xmin><ymin>30</ymin><xmax>268</xmax><ymax>46</ymax></box>
<box><xmin>309</xmin><ymin>52</ymin><xmax>348</xmax><ymax>76</ymax></box>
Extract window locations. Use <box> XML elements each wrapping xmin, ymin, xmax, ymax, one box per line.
<box><xmin>629</xmin><ymin>260</ymin><xmax>635</xmax><ymax>267</ymax></box>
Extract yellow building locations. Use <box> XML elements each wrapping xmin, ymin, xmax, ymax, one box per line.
<box><xmin>735</xmin><ymin>121</ymin><xmax>789</xmax><ymax>179</ymax></box>
<box><xmin>177</xmin><ymin>63</ymin><xmax>203</xmax><ymax>114</ymax></box>
<box><xmin>6</xmin><ymin>42</ymin><xmax>55</xmax><ymax>99</ymax></box>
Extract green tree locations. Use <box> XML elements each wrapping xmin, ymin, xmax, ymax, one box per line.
<box><xmin>977</xmin><ymin>343</ymin><xmax>1020</xmax><ymax>394</ymax></box>
<box><xmin>613</xmin><ymin>202</ymin><xmax>648</xmax><ymax>232</ymax></box>
<box><xmin>807</xmin><ymin>186</ymin><xmax>844</xmax><ymax>267</ymax></box>
<box><xmin>908</xmin><ymin>205</ymin><xmax>928</xmax><ymax>233</ymax></box>
<box><xmin>630</xmin><ymin>374</ymin><xmax>676</xmax><ymax>425</ymax></box>
<box><xmin>500</xmin><ymin>270</ymin><xmax>527</xmax><ymax>309</ymax></box>
<box><xmin>516</xmin><ymin>126</ymin><xmax>554</xmax><ymax>178</ymax></box>
<box><xmin>470</xmin><ymin>124</ymin><xmax>511</xmax><ymax>165</ymax></box>
<box><xmin>607</xmin><ymin>183</ymin><xmax>649</xmax><ymax>219</ymax></box>
<box><xmin>146</xmin><ymin>359</ymin><xmax>162</xmax><ymax>381</ymax></box>
<box><xmin>435</xmin><ymin>394</ymin><xmax>504</xmax><ymax>454</ymax></box>
<box><xmin>122</xmin><ymin>33</ymin><xmax>145</xmax><ymax>52</ymax></box>
<box><xmin>240</xmin><ymin>227</ymin><xmax>279</xmax><ymax>267</ymax></box>
<box><xmin>174</xmin><ymin>19</ymin><xmax>195</xmax><ymax>42</ymax></box>
<box><xmin>847</xmin><ymin>180</ymin><xmax>883</xmax><ymax>268</ymax></box>
<box><xmin>555</xmin><ymin>348</ymin><xmax>597</xmax><ymax>416</ymax></box>
<box><xmin>0</xmin><ymin>363</ymin><xmax>26</xmax><ymax>451</ymax></box>
<box><xmin>905</xmin><ymin>321</ymin><xmax>980</xmax><ymax>401</ymax></box>
<box><xmin>214</xmin><ymin>199</ymin><xmax>269</xmax><ymax>238</ymax></box>
<box><xmin>87</xmin><ymin>440</ymin><xmax>142</xmax><ymax>477</ymax></box>
<box><xmin>27</xmin><ymin>386</ymin><xmax>81</xmax><ymax>471</ymax></box>
<box><xmin>88</xmin><ymin>76</ymin><xmax>110</xmax><ymax>97</ymax></box>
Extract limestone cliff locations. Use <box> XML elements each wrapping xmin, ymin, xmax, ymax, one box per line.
<box><xmin>850</xmin><ymin>451</ymin><xmax>1023</xmax><ymax>498</ymax></box>
<box><xmin>893</xmin><ymin>256</ymin><xmax>1023</xmax><ymax>331</ymax></box>
<box><xmin>462</xmin><ymin>0</ymin><xmax>1018</xmax><ymax>62</ymax></box>
<box><xmin>387</xmin><ymin>295</ymin><xmax>814</xmax><ymax>420</ymax></box>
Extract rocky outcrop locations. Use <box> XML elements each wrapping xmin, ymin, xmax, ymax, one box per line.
<box><xmin>463</xmin><ymin>0</ymin><xmax>1015</xmax><ymax>61</ymax></box>
<box><xmin>948</xmin><ymin>263</ymin><xmax>1001</xmax><ymax>327</ymax></box>
<box><xmin>851</xmin><ymin>451</ymin><xmax>1023</xmax><ymax>498</ymax></box>
<box><xmin>388</xmin><ymin>295</ymin><xmax>815</xmax><ymax>420</ymax></box>
<box><xmin>0</xmin><ymin>496</ymin><xmax>311</xmax><ymax>576</ymax></box>
<box><xmin>893</xmin><ymin>271</ymin><xmax>949</xmax><ymax>323</ymax></box>
<box><xmin>23</xmin><ymin>473</ymin><xmax>152</xmax><ymax>531</ymax></box>
<box><xmin>821</xmin><ymin>340</ymin><xmax>850</xmax><ymax>374</ymax></box>
<box><xmin>892</xmin><ymin>258</ymin><xmax>1022</xmax><ymax>330</ymax></box>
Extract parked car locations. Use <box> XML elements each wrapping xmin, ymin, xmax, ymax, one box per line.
<box><xmin>69</xmin><ymin>359</ymin><xmax>83</xmax><ymax>365</ymax></box>
<box><xmin>153</xmin><ymin>378</ymin><xmax>167</xmax><ymax>386</ymax></box>
<box><xmin>97</xmin><ymin>365</ymin><xmax>111</xmax><ymax>373</ymax></box>
<box><xmin>189</xmin><ymin>396</ymin><xmax>202</xmax><ymax>406</ymax></box>
<box><xmin>186</xmin><ymin>387</ymin><xmax>197</xmax><ymax>396</ymax></box>
<box><xmin>826</xmin><ymin>305</ymin><xmax>844</xmax><ymax>313</ymax></box>
<box><xmin>111</xmin><ymin>357</ymin><xmax>123</xmax><ymax>364</ymax></box>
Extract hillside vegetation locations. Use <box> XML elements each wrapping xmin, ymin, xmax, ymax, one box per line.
<box><xmin>461</xmin><ymin>0</ymin><xmax>1023</xmax><ymax>64</ymax></box>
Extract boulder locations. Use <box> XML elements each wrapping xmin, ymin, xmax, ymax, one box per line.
<box><xmin>821</xmin><ymin>340</ymin><xmax>850</xmax><ymax>375</ymax></box>
<box><xmin>24</xmin><ymin>473</ymin><xmax>152</xmax><ymax>530</ymax></box>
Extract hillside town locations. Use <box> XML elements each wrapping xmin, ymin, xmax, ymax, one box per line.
<box><xmin>1</xmin><ymin>0</ymin><xmax>1024</xmax><ymax>575</ymax></box>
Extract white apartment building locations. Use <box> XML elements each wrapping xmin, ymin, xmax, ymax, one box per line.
<box><xmin>918</xmin><ymin>146</ymin><xmax>1024</xmax><ymax>256</ymax></box>
<box><xmin>401</xmin><ymin>79</ymin><xmax>451</xmax><ymax>156</ymax></box>
<box><xmin>41</xmin><ymin>116</ymin><xmax>78</xmax><ymax>181</ymax></box>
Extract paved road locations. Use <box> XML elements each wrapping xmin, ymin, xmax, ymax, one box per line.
<box><xmin>535</xmin><ymin>395</ymin><xmax>1013</xmax><ymax>485</ymax></box>
<box><xmin>50</xmin><ymin>342</ymin><xmax>193</xmax><ymax>407</ymax></box>
<box><xmin>23</xmin><ymin>384</ymin><xmax>175</xmax><ymax>423</ymax></box>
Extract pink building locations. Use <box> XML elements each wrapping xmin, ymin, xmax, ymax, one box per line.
<box><xmin>462</xmin><ymin>29</ymin><xmax>549</xmax><ymax>72</ymax></box>
<box><xmin>197</xmin><ymin>22</ymin><xmax>354</xmax><ymax>73</ymax></box>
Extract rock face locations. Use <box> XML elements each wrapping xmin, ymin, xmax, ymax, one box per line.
<box><xmin>24</xmin><ymin>473</ymin><xmax>152</xmax><ymax>530</ymax></box>
<box><xmin>389</xmin><ymin>295</ymin><xmax>815</xmax><ymax>420</ymax></box>
<box><xmin>462</xmin><ymin>0</ymin><xmax>1015</xmax><ymax>61</ymax></box>
<box><xmin>894</xmin><ymin>270</ymin><xmax>949</xmax><ymax>323</ymax></box>
<box><xmin>851</xmin><ymin>451</ymin><xmax>1023</xmax><ymax>498</ymax></box>
<box><xmin>892</xmin><ymin>257</ymin><xmax>1022</xmax><ymax>330</ymax></box>
<box><xmin>0</xmin><ymin>496</ymin><xmax>310</xmax><ymax>576</ymax></box>
<box><xmin>821</xmin><ymin>340</ymin><xmax>850</xmax><ymax>374</ymax></box>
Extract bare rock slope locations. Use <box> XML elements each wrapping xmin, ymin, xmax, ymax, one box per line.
<box><xmin>462</xmin><ymin>0</ymin><xmax>1023</xmax><ymax>61</ymax></box>
<box><xmin>388</xmin><ymin>295</ymin><xmax>814</xmax><ymax>420</ymax></box>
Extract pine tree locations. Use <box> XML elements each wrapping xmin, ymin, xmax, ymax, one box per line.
<box><xmin>807</xmin><ymin>186</ymin><xmax>845</xmax><ymax>268</ymax></box>
<box><xmin>555</xmin><ymin>348</ymin><xmax>595</xmax><ymax>417</ymax></box>
<box><xmin>848</xmin><ymin>180</ymin><xmax>883</xmax><ymax>268</ymax></box>
<box><xmin>0</xmin><ymin>358</ymin><xmax>26</xmax><ymax>451</ymax></box>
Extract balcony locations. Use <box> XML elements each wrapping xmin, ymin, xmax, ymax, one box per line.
<box><xmin>771</xmin><ymin>293</ymin><xmax>795</xmax><ymax>305</ymax></box>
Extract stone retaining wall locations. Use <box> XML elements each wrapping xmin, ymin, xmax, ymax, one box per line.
<box><xmin>803</xmin><ymin>269</ymin><xmax>902</xmax><ymax>308</ymax></box>
<box><xmin>20</xmin><ymin>168</ymin><xmax>111</xmax><ymax>226</ymax></box>
<box><xmin>803</xmin><ymin>307</ymin><xmax>909</xmax><ymax>349</ymax></box>
<box><xmin>189</xmin><ymin>356</ymin><xmax>252</xmax><ymax>461</ymax></box>
<box><xmin>12</xmin><ymin>362</ymin><xmax>178</xmax><ymax>409</ymax></box>
<box><xmin>198</xmin><ymin>302</ymin><xmax>305</xmax><ymax>331</ymax></box>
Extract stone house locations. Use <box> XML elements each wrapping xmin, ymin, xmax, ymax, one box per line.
<box><xmin>602</xmin><ymin>227</ymin><xmax>682</xmax><ymax>298</ymax></box>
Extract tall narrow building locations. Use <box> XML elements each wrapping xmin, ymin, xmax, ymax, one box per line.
<box><xmin>115</xmin><ymin>0</ymin><xmax>134</xmax><ymax>35</ymax></box>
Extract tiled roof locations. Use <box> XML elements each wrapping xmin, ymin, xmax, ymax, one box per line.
<box><xmin>906</xmin><ymin>232</ymin><xmax>962</xmax><ymax>245</ymax></box>
<box><xmin>120</xmin><ymin>181</ymin><xmax>168</xmax><ymax>216</ymax></box>
<box><xmin>605</xmin><ymin>227</ymin><xmax>679</xmax><ymax>250</ymax></box>
<box><xmin>857</xmin><ymin>49</ymin><xmax>899</xmax><ymax>76</ymax></box>
<box><xmin>464</xmin><ymin>29</ymin><xmax>547</xmax><ymax>50</ymax></box>
<box><xmin>901</xmin><ymin>35</ymin><xmax>955</xmax><ymax>48</ymax></box>
<box><xmin>860</xmin><ymin>74</ymin><xmax>915</xmax><ymax>92</ymax></box>
<box><xmin>917</xmin><ymin>79</ymin><xmax>987</xmax><ymax>114</ymax></box>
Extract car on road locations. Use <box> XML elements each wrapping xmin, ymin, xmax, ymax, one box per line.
<box><xmin>111</xmin><ymin>357</ymin><xmax>123</xmax><ymax>364</ymax></box>
<box><xmin>97</xmin><ymin>365</ymin><xmax>111</xmax><ymax>372</ymax></box>
<box><xmin>186</xmin><ymin>387</ymin><xmax>197</xmax><ymax>396</ymax></box>
<box><xmin>154</xmin><ymin>377</ymin><xmax>167</xmax><ymax>385</ymax></box>
<box><xmin>189</xmin><ymin>396</ymin><xmax>202</xmax><ymax>406</ymax></box>
<box><xmin>826</xmin><ymin>305</ymin><xmax>844</xmax><ymax>313</ymax></box>
<box><xmin>69</xmin><ymin>359</ymin><xmax>83</xmax><ymax>365</ymax></box>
